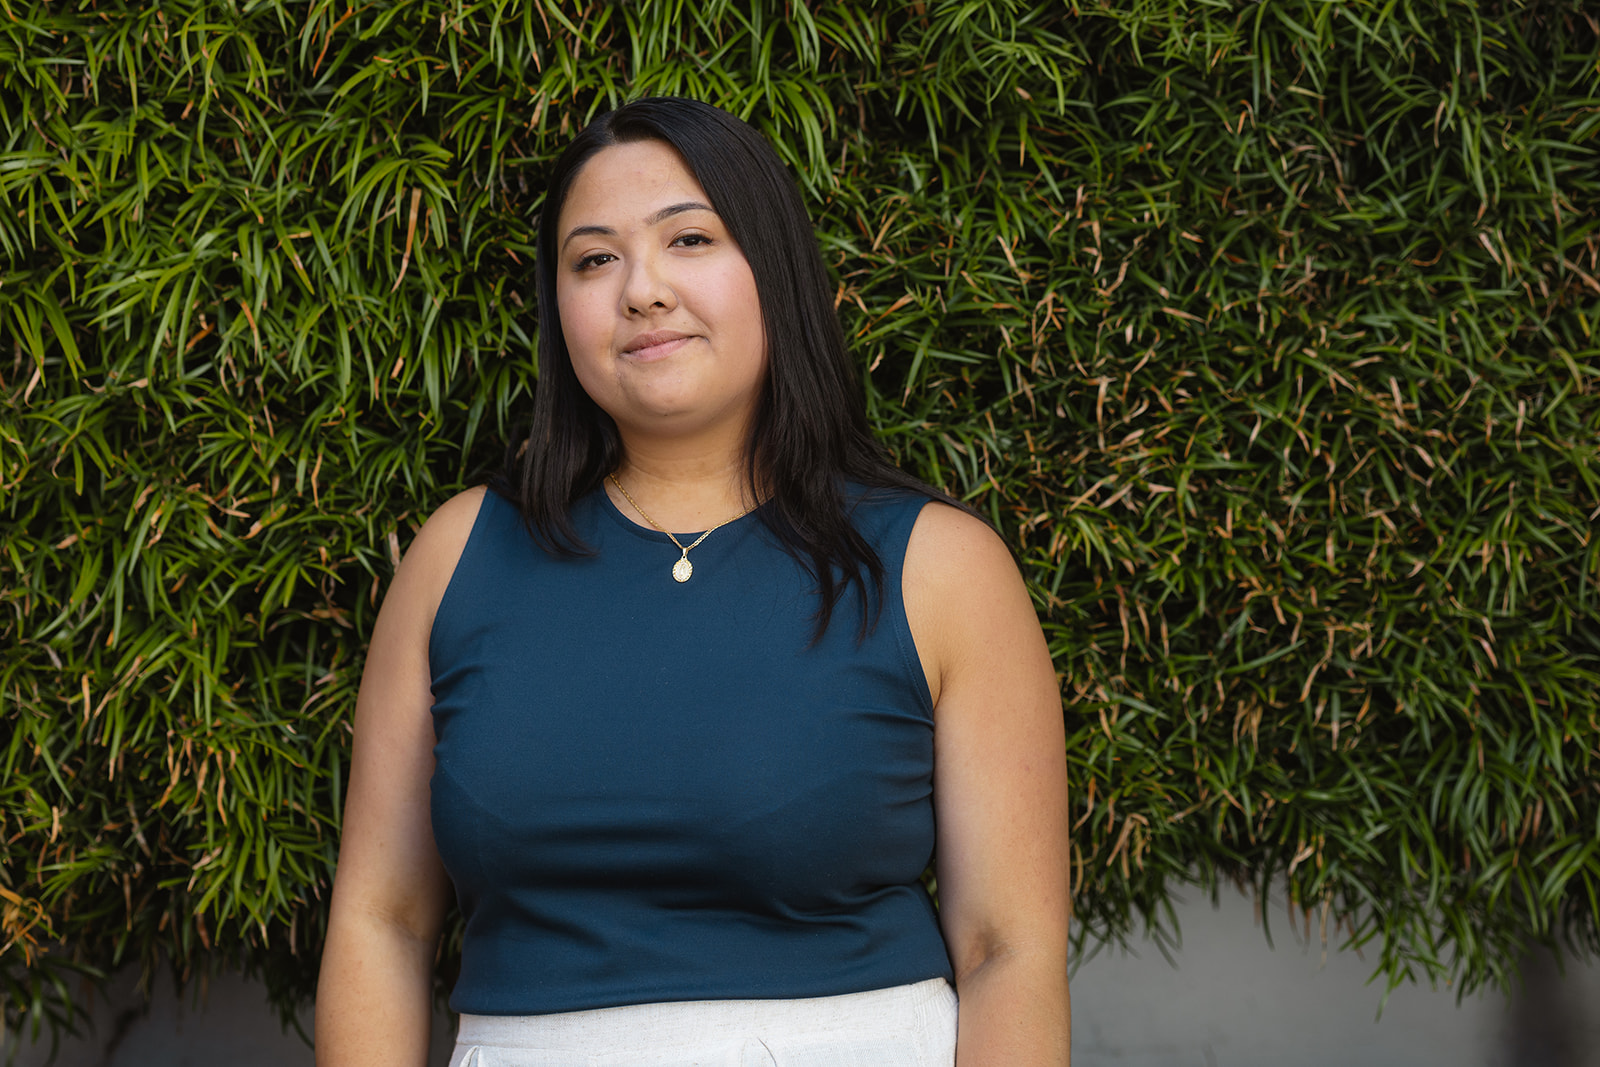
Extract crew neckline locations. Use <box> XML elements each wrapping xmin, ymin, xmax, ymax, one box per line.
<box><xmin>595</xmin><ymin>483</ymin><xmax>767</xmax><ymax>544</ymax></box>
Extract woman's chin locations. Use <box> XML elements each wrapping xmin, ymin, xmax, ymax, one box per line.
<box><xmin>610</xmin><ymin>398</ymin><xmax>754</xmax><ymax>444</ymax></box>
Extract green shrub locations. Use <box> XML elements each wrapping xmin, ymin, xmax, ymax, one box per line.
<box><xmin>2</xmin><ymin>0</ymin><xmax>1597</xmax><ymax>1047</ymax></box>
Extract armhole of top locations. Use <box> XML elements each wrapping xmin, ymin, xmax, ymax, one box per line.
<box><xmin>885</xmin><ymin>496</ymin><xmax>939</xmax><ymax>722</ymax></box>
<box><xmin>426</xmin><ymin>487</ymin><xmax>496</xmax><ymax>678</ymax></box>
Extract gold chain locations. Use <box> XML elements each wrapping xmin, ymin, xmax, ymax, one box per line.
<box><xmin>608</xmin><ymin>474</ymin><xmax>754</xmax><ymax>583</ymax></box>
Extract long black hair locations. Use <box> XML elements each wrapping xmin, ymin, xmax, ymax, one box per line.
<box><xmin>504</xmin><ymin>96</ymin><xmax>963</xmax><ymax>636</ymax></box>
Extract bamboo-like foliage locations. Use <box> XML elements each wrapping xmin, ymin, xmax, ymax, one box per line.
<box><xmin>2</xmin><ymin>0</ymin><xmax>1598</xmax><ymax>1050</ymax></box>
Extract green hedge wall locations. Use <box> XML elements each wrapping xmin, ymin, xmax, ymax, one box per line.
<box><xmin>4</xmin><ymin>0</ymin><xmax>1599</xmax><ymax>1044</ymax></box>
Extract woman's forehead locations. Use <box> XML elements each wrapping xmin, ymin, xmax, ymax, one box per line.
<box><xmin>558</xmin><ymin>140</ymin><xmax>714</xmax><ymax>232</ymax></box>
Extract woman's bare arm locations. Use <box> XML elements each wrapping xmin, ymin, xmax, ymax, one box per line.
<box><xmin>315</xmin><ymin>488</ymin><xmax>485</xmax><ymax>1067</ymax></box>
<box><xmin>905</xmin><ymin>502</ymin><xmax>1071</xmax><ymax>1066</ymax></box>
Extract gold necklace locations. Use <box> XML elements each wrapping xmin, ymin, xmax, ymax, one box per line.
<box><xmin>608</xmin><ymin>474</ymin><xmax>754</xmax><ymax>583</ymax></box>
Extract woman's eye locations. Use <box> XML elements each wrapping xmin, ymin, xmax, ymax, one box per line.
<box><xmin>573</xmin><ymin>252</ymin><xmax>615</xmax><ymax>271</ymax></box>
<box><xmin>673</xmin><ymin>233</ymin><xmax>712</xmax><ymax>248</ymax></box>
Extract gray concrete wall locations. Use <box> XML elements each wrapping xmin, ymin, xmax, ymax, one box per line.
<box><xmin>1072</xmin><ymin>887</ymin><xmax>1600</xmax><ymax>1067</ymax></box>
<box><xmin>8</xmin><ymin>886</ymin><xmax>1598</xmax><ymax>1066</ymax></box>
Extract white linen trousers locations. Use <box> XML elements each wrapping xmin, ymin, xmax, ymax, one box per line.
<box><xmin>447</xmin><ymin>977</ymin><xmax>958</xmax><ymax>1067</ymax></box>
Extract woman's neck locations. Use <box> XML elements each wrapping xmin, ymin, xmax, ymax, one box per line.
<box><xmin>606</xmin><ymin>444</ymin><xmax>760</xmax><ymax>534</ymax></box>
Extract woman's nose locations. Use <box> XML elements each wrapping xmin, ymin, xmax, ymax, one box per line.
<box><xmin>621</xmin><ymin>253</ymin><xmax>677</xmax><ymax>315</ymax></box>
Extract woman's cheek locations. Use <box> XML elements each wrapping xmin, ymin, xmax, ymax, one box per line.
<box><xmin>559</xmin><ymin>289</ymin><xmax>611</xmax><ymax>364</ymax></box>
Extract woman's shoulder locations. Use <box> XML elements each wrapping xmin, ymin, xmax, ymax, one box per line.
<box><xmin>387</xmin><ymin>486</ymin><xmax>490</xmax><ymax>615</ymax></box>
<box><xmin>840</xmin><ymin>478</ymin><xmax>1002</xmax><ymax>558</ymax></box>
<box><xmin>840</xmin><ymin>481</ymin><xmax>1008</xmax><ymax>573</ymax></box>
<box><xmin>411</xmin><ymin>486</ymin><xmax>490</xmax><ymax>562</ymax></box>
<box><xmin>904</xmin><ymin>501</ymin><xmax>1014</xmax><ymax>587</ymax></box>
<box><xmin>841</xmin><ymin>480</ymin><xmax>936</xmax><ymax>525</ymax></box>
<box><xmin>902</xmin><ymin>503</ymin><xmax>1034</xmax><ymax>708</ymax></box>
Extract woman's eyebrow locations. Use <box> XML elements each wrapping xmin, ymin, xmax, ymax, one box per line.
<box><xmin>647</xmin><ymin>200</ymin><xmax>714</xmax><ymax>224</ymax></box>
<box><xmin>561</xmin><ymin>201</ymin><xmax>715</xmax><ymax>250</ymax></box>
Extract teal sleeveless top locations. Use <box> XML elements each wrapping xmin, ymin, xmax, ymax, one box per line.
<box><xmin>428</xmin><ymin>485</ymin><xmax>954</xmax><ymax>1015</ymax></box>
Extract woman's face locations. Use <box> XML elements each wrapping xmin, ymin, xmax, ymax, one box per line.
<box><xmin>554</xmin><ymin>139</ymin><xmax>766</xmax><ymax>447</ymax></box>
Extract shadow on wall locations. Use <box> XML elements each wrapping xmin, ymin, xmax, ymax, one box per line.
<box><xmin>1506</xmin><ymin>946</ymin><xmax>1593</xmax><ymax>1067</ymax></box>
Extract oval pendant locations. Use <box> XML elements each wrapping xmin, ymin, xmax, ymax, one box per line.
<box><xmin>672</xmin><ymin>557</ymin><xmax>693</xmax><ymax>583</ymax></box>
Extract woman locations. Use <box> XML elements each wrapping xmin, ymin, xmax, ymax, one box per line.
<box><xmin>315</xmin><ymin>97</ymin><xmax>1070</xmax><ymax>1066</ymax></box>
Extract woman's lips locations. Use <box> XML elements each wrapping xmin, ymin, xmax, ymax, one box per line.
<box><xmin>621</xmin><ymin>334</ymin><xmax>694</xmax><ymax>362</ymax></box>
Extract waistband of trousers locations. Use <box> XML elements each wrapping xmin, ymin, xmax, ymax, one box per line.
<box><xmin>454</xmin><ymin>977</ymin><xmax>955</xmax><ymax>1052</ymax></box>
